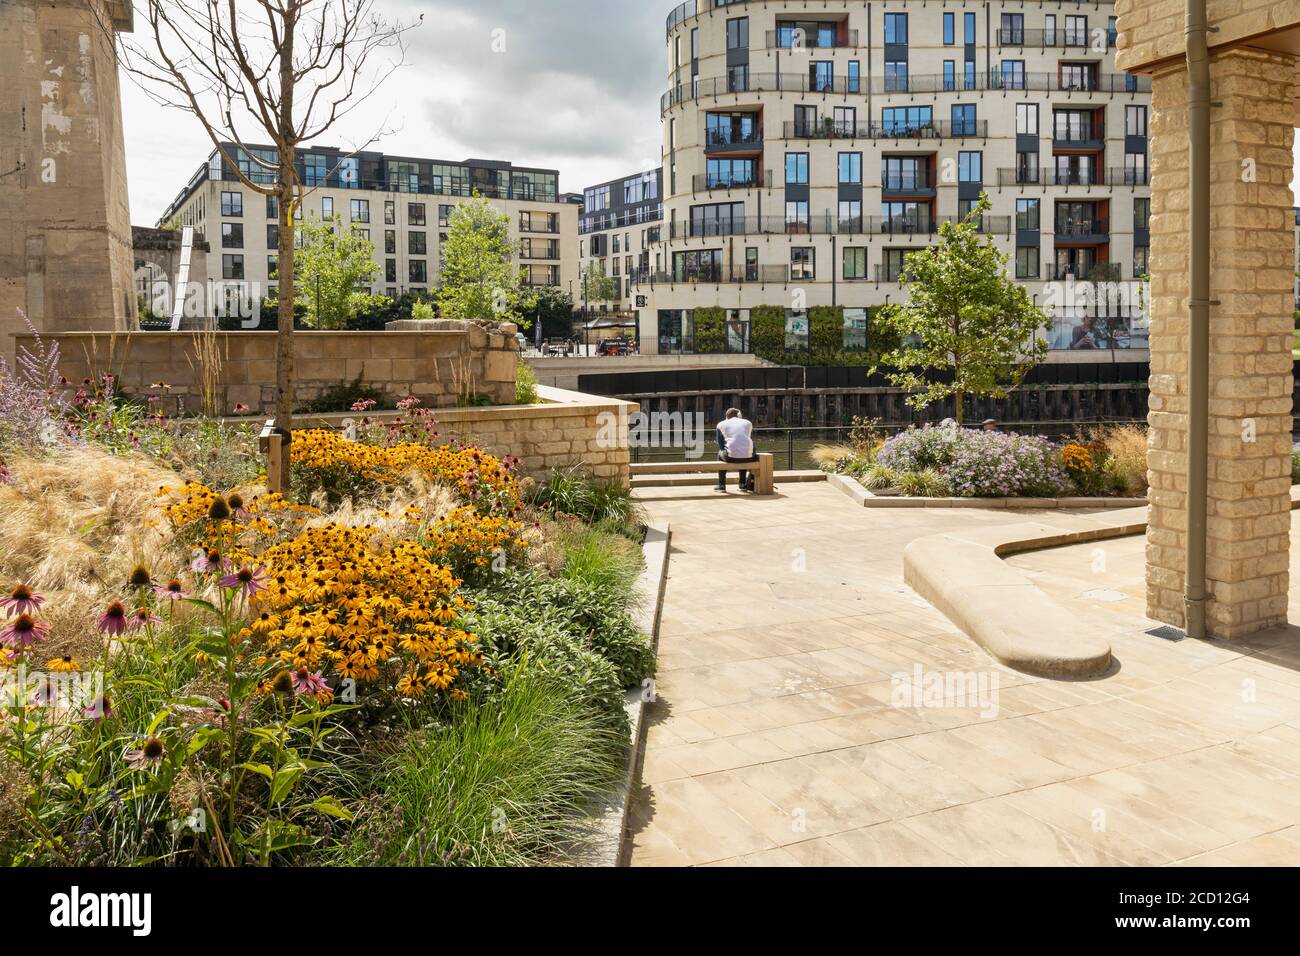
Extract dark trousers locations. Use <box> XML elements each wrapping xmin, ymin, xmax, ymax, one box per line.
<box><xmin>717</xmin><ymin>452</ymin><xmax>758</xmax><ymax>489</ymax></box>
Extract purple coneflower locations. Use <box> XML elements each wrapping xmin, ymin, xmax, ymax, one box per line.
<box><xmin>129</xmin><ymin>607</ymin><xmax>160</xmax><ymax>630</ymax></box>
<box><xmin>219</xmin><ymin>565</ymin><xmax>268</xmax><ymax>600</ymax></box>
<box><xmin>233</xmin><ymin>403</ymin><xmax>251</xmax><ymax>415</ymax></box>
<box><xmin>191</xmin><ymin>548</ymin><xmax>222</xmax><ymax>574</ymax></box>
<box><xmin>0</xmin><ymin>465</ymin><xmax>12</xmax><ymax>485</ymax></box>
<box><xmin>84</xmin><ymin>694</ymin><xmax>113</xmax><ymax>721</ymax></box>
<box><xmin>154</xmin><ymin>578</ymin><xmax>189</xmax><ymax>601</ymax></box>
<box><xmin>0</xmin><ymin>613</ymin><xmax>49</xmax><ymax>649</ymax></box>
<box><xmin>292</xmin><ymin>668</ymin><xmax>329</xmax><ymax>699</ymax></box>
<box><xmin>1</xmin><ymin>583</ymin><xmax>45</xmax><ymax>617</ymax></box>
<box><xmin>125</xmin><ymin>737</ymin><xmax>165</xmax><ymax>771</ymax></box>
<box><xmin>97</xmin><ymin>601</ymin><xmax>128</xmax><ymax>635</ymax></box>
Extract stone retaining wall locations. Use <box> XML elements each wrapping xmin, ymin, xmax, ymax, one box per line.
<box><xmin>11</xmin><ymin>322</ymin><xmax>519</xmax><ymax>415</ymax></box>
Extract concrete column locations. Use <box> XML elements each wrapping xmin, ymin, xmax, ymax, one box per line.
<box><xmin>1145</xmin><ymin>48</ymin><xmax>1296</xmax><ymax>638</ymax></box>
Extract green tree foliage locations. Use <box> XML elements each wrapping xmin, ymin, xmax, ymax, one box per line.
<box><xmin>294</xmin><ymin>215</ymin><xmax>384</xmax><ymax>330</ymax></box>
<box><xmin>872</xmin><ymin>196</ymin><xmax>1051</xmax><ymax>424</ymax></box>
<box><xmin>520</xmin><ymin>285</ymin><xmax>573</xmax><ymax>338</ymax></box>
<box><xmin>436</xmin><ymin>194</ymin><xmax>521</xmax><ymax>325</ymax></box>
<box><xmin>580</xmin><ymin>260</ymin><xmax>617</xmax><ymax>305</ymax></box>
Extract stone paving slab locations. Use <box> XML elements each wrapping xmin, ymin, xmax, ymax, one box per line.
<box><xmin>626</xmin><ymin>484</ymin><xmax>1300</xmax><ymax>867</ymax></box>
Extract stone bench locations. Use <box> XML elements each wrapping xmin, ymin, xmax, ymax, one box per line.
<box><xmin>630</xmin><ymin>453</ymin><xmax>775</xmax><ymax>495</ymax></box>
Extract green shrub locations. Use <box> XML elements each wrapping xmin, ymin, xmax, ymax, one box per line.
<box><xmin>339</xmin><ymin>664</ymin><xmax>624</xmax><ymax>866</ymax></box>
<box><xmin>862</xmin><ymin>464</ymin><xmax>902</xmax><ymax>491</ymax></box>
<box><xmin>897</xmin><ymin>468</ymin><xmax>950</xmax><ymax>498</ymax></box>
<box><xmin>558</xmin><ymin>522</ymin><xmax>643</xmax><ymax>594</ymax></box>
<box><xmin>693</xmin><ymin>307</ymin><xmax>726</xmax><ymax>353</ymax></box>
<box><xmin>515</xmin><ymin>362</ymin><xmax>540</xmax><ymax>405</ymax></box>
<box><xmin>532</xmin><ymin>463</ymin><xmax>644</xmax><ymax>527</ymax></box>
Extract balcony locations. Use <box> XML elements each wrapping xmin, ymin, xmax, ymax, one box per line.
<box><xmin>882</xmin><ymin>172</ymin><xmax>935</xmax><ymax>197</ymax></box>
<box><xmin>766</xmin><ymin>29</ymin><xmax>858</xmax><ymax>49</ymax></box>
<box><xmin>661</xmin><ymin>70</ymin><xmax>1151</xmax><ymax>113</ymax></box>
<box><xmin>647</xmin><ymin>264</ymin><xmax>792</xmax><ymax>285</ymax></box>
<box><xmin>1053</xmin><ymin>127</ymin><xmax>1105</xmax><ymax>151</ymax></box>
<box><xmin>997</xmin><ymin>168</ymin><xmax>1149</xmax><ymax>187</ymax></box>
<box><xmin>704</xmin><ymin>127</ymin><xmax>763</xmax><ymax>154</ymax></box>
<box><xmin>691</xmin><ymin>170</ymin><xmax>773</xmax><ymax>192</ymax></box>
<box><xmin>1046</xmin><ymin>262</ymin><xmax>1124</xmax><ymax>282</ymax></box>
<box><xmin>782</xmin><ymin>119</ymin><xmax>988</xmax><ymax>141</ymax></box>
<box><xmin>996</xmin><ymin>28</ymin><xmax>1114</xmax><ymax>51</ymax></box>
<box><xmin>1055</xmin><ymin>218</ymin><xmax>1111</xmax><ymax>242</ymax></box>
<box><xmin>664</xmin><ymin>213</ymin><xmax>1012</xmax><ymax>240</ymax></box>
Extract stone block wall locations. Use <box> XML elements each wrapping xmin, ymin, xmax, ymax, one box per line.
<box><xmin>1143</xmin><ymin>49</ymin><xmax>1296</xmax><ymax>637</ymax></box>
<box><xmin>11</xmin><ymin>323</ymin><xmax>519</xmax><ymax>415</ymax></box>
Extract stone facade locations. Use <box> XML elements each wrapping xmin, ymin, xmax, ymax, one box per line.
<box><xmin>12</xmin><ymin>323</ymin><xmax>520</xmax><ymax>416</ymax></box>
<box><xmin>0</xmin><ymin>0</ymin><xmax>136</xmax><ymax>365</ymax></box>
<box><xmin>301</xmin><ymin>385</ymin><xmax>638</xmax><ymax>486</ymax></box>
<box><xmin>1117</xmin><ymin>2</ymin><xmax>1299</xmax><ymax>638</ymax></box>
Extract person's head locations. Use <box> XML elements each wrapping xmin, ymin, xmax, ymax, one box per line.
<box><xmin>726</xmin><ymin>408</ymin><xmax>743</xmax><ymax>420</ymax></box>
<box><xmin>982</xmin><ymin>419</ymin><xmax>998</xmax><ymax>431</ymax></box>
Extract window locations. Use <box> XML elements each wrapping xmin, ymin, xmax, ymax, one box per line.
<box><xmin>951</xmin><ymin>104</ymin><xmax>977</xmax><ymax>136</ymax></box>
<box><xmin>784</xmin><ymin>153</ymin><xmax>809</xmax><ymax>185</ymax></box>
<box><xmin>883</xmin><ymin>157</ymin><xmax>927</xmax><ymax>191</ymax></box>
<box><xmin>221</xmin><ymin>222</ymin><xmax>243</xmax><ymax>248</ymax></box>
<box><xmin>784</xmin><ymin>201</ymin><xmax>809</xmax><ymax>233</ymax></box>
<box><xmin>690</xmin><ymin>202</ymin><xmax>745</xmax><ymax>237</ymax></box>
<box><xmin>322</xmin><ymin>197</ymin><xmax>333</xmax><ymax>221</ymax></box>
<box><xmin>266</xmin><ymin>224</ymin><xmax>278</xmax><ymax>248</ymax></box>
<box><xmin>964</xmin><ymin>12</ymin><xmax>976</xmax><ymax>43</ymax></box>
<box><xmin>1001</xmin><ymin>13</ymin><xmax>1025</xmax><ymax>45</ymax></box>
<box><xmin>1017</xmin><ymin>103</ymin><xmax>1039</xmax><ymax>136</ymax></box>
<box><xmin>726</xmin><ymin>17</ymin><xmax>748</xmax><ymax>50</ymax></box>
<box><xmin>1126</xmin><ymin>105</ymin><xmax>1148</xmax><ymax>137</ymax></box>
<box><xmin>882</xmin><ymin>201</ymin><xmax>931</xmax><ymax>233</ymax></box>
<box><xmin>958</xmin><ymin>151</ymin><xmax>982</xmax><ymax>183</ymax></box>
<box><xmin>612</xmin><ymin>235</ymin><xmax>621</xmax><ymax>253</ymax></box>
<box><xmin>1125</xmin><ymin>152</ymin><xmax>1148</xmax><ymax>185</ymax></box>
<box><xmin>302</xmin><ymin>153</ymin><xmax>327</xmax><ymax>187</ymax></box>
<box><xmin>943</xmin><ymin>61</ymin><xmax>956</xmax><ymax>91</ymax></box>
<box><xmin>882</xmin><ymin>106</ymin><xmax>932</xmax><ymax>135</ymax></box>
<box><xmin>384</xmin><ymin>201</ymin><xmax>396</xmax><ymax>225</ymax></box>
<box><xmin>350</xmin><ymin>199</ymin><xmax>370</xmax><ymax>223</ymax></box>
<box><xmin>1016</xmin><ymin>198</ymin><xmax>1040</xmax><ymax>232</ymax></box>
<box><xmin>409</xmin><ymin>232</ymin><xmax>426</xmax><ymax>255</ymax></box>
<box><xmin>790</xmin><ymin>247</ymin><xmax>815</xmax><ymax>281</ymax></box>
<box><xmin>943</xmin><ymin>12</ymin><xmax>955</xmax><ymax>45</ymax></box>
<box><xmin>266</xmin><ymin>195</ymin><xmax>278</xmax><ymax>219</ymax></box>
<box><xmin>884</xmin><ymin>13</ymin><xmax>907</xmax><ymax>44</ymax></box>
<box><xmin>727</xmin><ymin>64</ymin><xmax>749</xmax><ymax>93</ymax></box>
<box><xmin>222</xmin><ymin>254</ymin><xmax>244</xmax><ymax>280</ymax></box>
<box><xmin>964</xmin><ymin>61</ymin><xmax>976</xmax><ymax>90</ymax></box>
<box><xmin>1134</xmin><ymin>246</ymin><xmax>1150</xmax><ymax>277</ymax></box>
<box><xmin>267</xmin><ymin>255</ymin><xmax>278</xmax><ymax>280</ymax></box>
<box><xmin>1134</xmin><ymin>198</ymin><xmax>1151</xmax><ymax>231</ymax></box>
<box><xmin>843</xmin><ymin>247</ymin><xmax>866</xmax><ymax>280</ymax></box>
<box><xmin>221</xmin><ymin>191</ymin><xmax>243</xmax><ymax>217</ymax></box>
<box><xmin>882</xmin><ymin>249</ymin><xmax>911</xmax><ymax>281</ymax></box>
<box><xmin>884</xmin><ymin>60</ymin><xmax>908</xmax><ymax>91</ymax></box>
<box><xmin>838</xmin><ymin>152</ymin><xmax>862</xmax><ymax>185</ymax></box>
<box><xmin>847</xmin><ymin>61</ymin><xmax>860</xmax><ymax>94</ymax></box>
<box><xmin>843</xmin><ymin>308</ymin><xmax>867</xmax><ymax>351</ymax></box>
<box><xmin>1000</xmin><ymin>60</ymin><xmax>1026</xmax><ymax>90</ymax></box>
<box><xmin>838</xmin><ymin>200</ymin><xmax>862</xmax><ymax>231</ymax></box>
<box><xmin>673</xmin><ymin>249</ymin><xmax>722</xmax><ymax>282</ymax></box>
<box><xmin>1016</xmin><ymin>248</ymin><xmax>1040</xmax><ymax>279</ymax></box>
<box><xmin>439</xmin><ymin>205</ymin><xmax>454</xmax><ymax>227</ymax></box>
<box><xmin>811</xmin><ymin>61</ymin><xmax>833</xmax><ymax>92</ymax></box>
<box><xmin>384</xmin><ymin>230</ymin><xmax>396</xmax><ymax>255</ymax></box>
<box><xmin>409</xmin><ymin>260</ymin><xmax>427</xmax><ymax>284</ymax></box>
<box><xmin>385</xmin><ymin>259</ymin><xmax>397</xmax><ymax>283</ymax></box>
<box><xmin>408</xmin><ymin>203</ymin><xmax>426</xmax><ymax>226</ymax></box>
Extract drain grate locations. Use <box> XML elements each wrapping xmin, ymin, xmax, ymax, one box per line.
<box><xmin>1145</xmin><ymin>624</ymin><xmax>1186</xmax><ymax>643</ymax></box>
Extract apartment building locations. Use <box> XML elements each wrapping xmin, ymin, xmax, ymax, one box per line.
<box><xmin>641</xmin><ymin>0</ymin><xmax>1151</xmax><ymax>359</ymax></box>
<box><xmin>578</xmin><ymin>168</ymin><xmax>665</xmax><ymax>313</ymax></box>
<box><xmin>158</xmin><ymin>145</ymin><xmax>579</xmax><ymax>314</ymax></box>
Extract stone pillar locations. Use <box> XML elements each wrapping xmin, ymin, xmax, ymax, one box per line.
<box><xmin>1145</xmin><ymin>48</ymin><xmax>1296</xmax><ymax>638</ymax></box>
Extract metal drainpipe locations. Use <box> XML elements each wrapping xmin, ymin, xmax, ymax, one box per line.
<box><xmin>1185</xmin><ymin>0</ymin><xmax>1211</xmax><ymax>640</ymax></box>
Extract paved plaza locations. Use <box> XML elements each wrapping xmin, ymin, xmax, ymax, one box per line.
<box><xmin>627</xmin><ymin>485</ymin><xmax>1300</xmax><ymax>866</ymax></box>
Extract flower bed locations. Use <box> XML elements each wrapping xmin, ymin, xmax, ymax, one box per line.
<box><xmin>0</xmin><ymin>330</ymin><xmax>653</xmax><ymax>867</ymax></box>
<box><xmin>817</xmin><ymin>421</ymin><xmax>1149</xmax><ymax>500</ymax></box>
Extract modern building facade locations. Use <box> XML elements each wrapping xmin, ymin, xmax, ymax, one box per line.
<box><xmin>158</xmin><ymin>146</ymin><xmax>579</xmax><ymax>314</ymax></box>
<box><xmin>578</xmin><ymin>168</ymin><xmax>664</xmax><ymax>315</ymax></box>
<box><xmin>640</xmin><ymin>0</ymin><xmax>1152</xmax><ymax>359</ymax></box>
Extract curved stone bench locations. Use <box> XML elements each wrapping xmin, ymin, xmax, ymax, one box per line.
<box><xmin>902</xmin><ymin>509</ymin><xmax>1147</xmax><ymax>678</ymax></box>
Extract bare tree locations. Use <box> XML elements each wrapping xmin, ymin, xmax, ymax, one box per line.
<box><xmin>107</xmin><ymin>0</ymin><xmax>419</xmax><ymax>438</ymax></box>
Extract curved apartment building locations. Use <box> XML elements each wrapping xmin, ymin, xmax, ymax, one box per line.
<box><xmin>638</xmin><ymin>0</ymin><xmax>1151</xmax><ymax>358</ymax></box>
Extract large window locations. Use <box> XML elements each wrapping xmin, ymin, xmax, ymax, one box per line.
<box><xmin>1016</xmin><ymin>198</ymin><xmax>1040</xmax><ymax>232</ymax></box>
<box><xmin>726</xmin><ymin>17</ymin><xmax>748</xmax><ymax>50</ymax></box>
<box><xmin>838</xmin><ymin>200</ymin><xmax>862</xmax><ymax>232</ymax></box>
<box><xmin>1016</xmin><ymin>103</ymin><xmax>1039</xmax><ymax>136</ymax></box>
<box><xmin>1016</xmin><ymin>247</ymin><xmax>1040</xmax><ymax>279</ymax></box>
<box><xmin>784</xmin><ymin>152</ymin><xmax>809</xmax><ymax>185</ymax></box>
<box><xmin>943</xmin><ymin>12</ymin><xmax>955</xmax><ymax>45</ymax></box>
<box><xmin>350</xmin><ymin>199</ymin><xmax>370</xmax><ymax>223</ymax></box>
<box><xmin>221</xmin><ymin>222</ymin><xmax>243</xmax><ymax>248</ymax></box>
<box><xmin>220</xmin><ymin>191</ymin><xmax>242</xmax><ymax>217</ymax></box>
<box><xmin>882</xmin><ymin>106</ymin><xmax>932</xmax><ymax>135</ymax></box>
<box><xmin>843</xmin><ymin>247</ymin><xmax>867</xmax><ymax>280</ymax></box>
<box><xmin>409</xmin><ymin>232</ymin><xmax>426</xmax><ymax>255</ymax></box>
<box><xmin>884</xmin><ymin>13</ymin><xmax>907</xmax><ymax>44</ymax></box>
<box><xmin>1126</xmin><ymin>105</ymin><xmax>1148</xmax><ymax>136</ymax></box>
<box><xmin>790</xmin><ymin>247</ymin><xmax>815</xmax><ymax>281</ymax></box>
<box><xmin>673</xmin><ymin>249</ymin><xmax>723</xmax><ymax>283</ymax></box>
<box><xmin>951</xmin><ymin>104</ymin><xmax>977</xmax><ymax>136</ymax></box>
<box><xmin>222</xmin><ymin>254</ymin><xmax>244</xmax><ymax>280</ymax></box>
<box><xmin>408</xmin><ymin>203</ymin><xmax>426</xmax><ymax>226</ymax></box>
<box><xmin>409</xmin><ymin>260</ymin><xmax>427</xmax><ymax>284</ymax></box>
<box><xmin>838</xmin><ymin>152</ymin><xmax>862</xmax><ymax>185</ymax></box>
<box><xmin>690</xmin><ymin>202</ymin><xmax>745</xmax><ymax>237</ymax></box>
<box><xmin>958</xmin><ymin>151</ymin><xmax>982</xmax><ymax>183</ymax></box>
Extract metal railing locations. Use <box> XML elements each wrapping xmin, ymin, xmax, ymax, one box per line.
<box><xmin>997</xmin><ymin>27</ymin><xmax>1117</xmax><ymax>50</ymax></box>
<box><xmin>665</xmin><ymin>213</ymin><xmax>1012</xmax><ymax>240</ymax></box>
<box><xmin>783</xmin><ymin>119</ymin><xmax>988</xmax><ymax>141</ymax></box>
<box><xmin>882</xmin><ymin>173</ymin><xmax>935</xmax><ymax>192</ymax></box>
<box><xmin>663</xmin><ymin>69</ymin><xmax>1148</xmax><ymax>113</ymax></box>
<box><xmin>691</xmin><ymin>170</ymin><xmax>774</xmax><ymax>191</ymax></box>
<box><xmin>1055</xmin><ymin>218</ymin><xmax>1110</xmax><ymax>237</ymax></box>
<box><xmin>765</xmin><ymin>29</ymin><xmax>859</xmax><ymax>49</ymax></box>
<box><xmin>704</xmin><ymin>128</ymin><xmax>764</xmax><ymax>149</ymax></box>
<box><xmin>1045</xmin><ymin>263</ymin><xmax>1125</xmax><ymax>282</ymax></box>
<box><xmin>642</xmin><ymin>264</ymin><xmax>793</xmax><ymax>285</ymax></box>
<box><xmin>997</xmin><ymin>167</ymin><xmax>1149</xmax><ymax>187</ymax></box>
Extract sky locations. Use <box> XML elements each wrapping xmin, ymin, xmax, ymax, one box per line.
<box><xmin>120</xmin><ymin>0</ymin><xmax>1300</xmax><ymax>225</ymax></box>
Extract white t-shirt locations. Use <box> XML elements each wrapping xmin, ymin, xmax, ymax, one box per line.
<box><xmin>717</xmin><ymin>417</ymin><xmax>754</xmax><ymax>460</ymax></box>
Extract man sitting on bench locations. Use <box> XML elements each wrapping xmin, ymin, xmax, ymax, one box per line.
<box><xmin>715</xmin><ymin>408</ymin><xmax>758</xmax><ymax>493</ymax></box>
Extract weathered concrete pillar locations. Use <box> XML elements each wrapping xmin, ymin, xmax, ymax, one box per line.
<box><xmin>1145</xmin><ymin>48</ymin><xmax>1296</xmax><ymax>638</ymax></box>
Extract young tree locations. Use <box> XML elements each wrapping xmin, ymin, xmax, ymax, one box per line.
<box><xmin>520</xmin><ymin>285</ymin><xmax>574</xmax><ymax>339</ymax></box>
<box><xmin>111</xmin><ymin>1</ymin><xmax>417</xmax><ymax>435</ymax></box>
<box><xmin>294</xmin><ymin>215</ymin><xmax>383</xmax><ymax>329</ymax></box>
<box><xmin>873</xmin><ymin>196</ymin><xmax>1051</xmax><ymax>425</ymax></box>
<box><xmin>436</xmin><ymin>195</ymin><xmax>521</xmax><ymax>325</ymax></box>
<box><xmin>580</xmin><ymin>260</ymin><xmax>617</xmax><ymax>307</ymax></box>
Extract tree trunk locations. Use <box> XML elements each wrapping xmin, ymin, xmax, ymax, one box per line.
<box><xmin>274</xmin><ymin>5</ymin><xmax>297</xmax><ymax>441</ymax></box>
<box><xmin>954</xmin><ymin>388</ymin><xmax>964</xmax><ymax>426</ymax></box>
